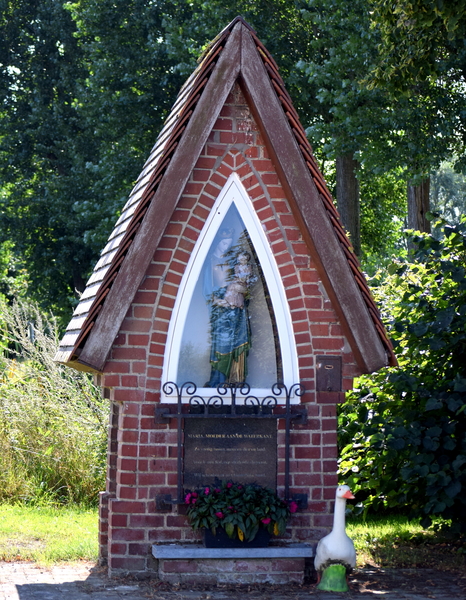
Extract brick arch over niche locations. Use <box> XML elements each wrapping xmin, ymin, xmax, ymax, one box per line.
<box><xmin>111</xmin><ymin>83</ymin><xmax>356</xmax><ymax>406</ymax></box>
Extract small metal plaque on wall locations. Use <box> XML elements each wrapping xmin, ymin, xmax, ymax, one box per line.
<box><xmin>316</xmin><ymin>355</ymin><xmax>342</xmax><ymax>392</ymax></box>
<box><xmin>183</xmin><ymin>418</ymin><xmax>277</xmax><ymax>489</ymax></box>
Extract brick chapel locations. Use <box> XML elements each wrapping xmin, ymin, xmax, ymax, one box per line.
<box><xmin>55</xmin><ymin>17</ymin><xmax>395</xmax><ymax>583</ymax></box>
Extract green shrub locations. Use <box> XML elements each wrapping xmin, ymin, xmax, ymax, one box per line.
<box><xmin>185</xmin><ymin>480</ymin><xmax>293</xmax><ymax>541</ymax></box>
<box><xmin>339</xmin><ymin>218</ymin><xmax>466</xmax><ymax>530</ymax></box>
<box><xmin>0</xmin><ymin>300</ymin><xmax>107</xmax><ymax>505</ymax></box>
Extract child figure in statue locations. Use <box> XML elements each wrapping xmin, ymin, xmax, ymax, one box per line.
<box><xmin>224</xmin><ymin>251</ymin><xmax>253</xmax><ymax>309</ymax></box>
<box><xmin>204</xmin><ymin>232</ymin><xmax>254</xmax><ymax>387</ymax></box>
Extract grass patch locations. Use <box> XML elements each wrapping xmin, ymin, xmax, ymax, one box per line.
<box><xmin>347</xmin><ymin>513</ymin><xmax>466</xmax><ymax>571</ymax></box>
<box><xmin>0</xmin><ymin>504</ymin><xmax>98</xmax><ymax>565</ymax></box>
<box><xmin>1</xmin><ymin>504</ymin><xmax>464</xmax><ymax>571</ymax></box>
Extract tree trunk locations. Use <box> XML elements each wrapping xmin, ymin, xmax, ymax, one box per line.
<box><xmin>407</xmin><ymin>177</ymin><xmax>431</xmax><ymax>233</ymax></box>
<box><xmin>336</xmin><ymin>153</ymin><xmax>360</xmax><ymax>257</ymax></box>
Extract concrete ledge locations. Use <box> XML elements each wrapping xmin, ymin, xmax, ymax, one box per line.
<box><xmin>152</xmin><ymin>543</ymin><xmax>314</xmax><ymax>560</ymax></box>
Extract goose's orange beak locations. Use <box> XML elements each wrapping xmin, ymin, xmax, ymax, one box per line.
<box><xmin>343</xmin><ymin>490</ymin><xmax>355</xmax><ymax>500</ymax></box>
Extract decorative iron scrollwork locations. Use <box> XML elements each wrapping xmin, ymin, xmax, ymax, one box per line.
<box><xmin>155</xmin><ymin>381</ymin><xmax>307</xmax><ymax>507</ymax></box>
<box><xmin>161</xmin><ymin>380</ymin><xmax>305</xmax><ymax>415</ymax></box>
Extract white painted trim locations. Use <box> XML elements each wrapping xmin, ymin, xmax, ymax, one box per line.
<box><xmin>162</xmin><ymin>173</ymin><xmax>300</xmax><ymax>402</ymax></box>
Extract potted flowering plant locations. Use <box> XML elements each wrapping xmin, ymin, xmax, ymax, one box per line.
<box><xmin>184</xmin><ymin>480</ymin><xmax>298</xmax><ymax>547</ymax></box>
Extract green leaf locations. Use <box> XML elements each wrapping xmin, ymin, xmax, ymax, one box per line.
<box><xmin>408</xmin><ymin>322</ymin><xmax>429</xmax><ymax>337</ymax></box>
<box><xmin>453</xmin><ymin>456</ymin><xmax>466</xmax><ymax>471</ymax></box>
<box><xmin>432</xmin><ymin>308</ymin><xmax>455</xmax><ymax>332</ymax></box>
<box><xmin>445</xmin><ymin>481</ymin><xmax>461</xmax><ymax>499</ymax></box>
<box><xmin>422</xmin><ymin>437</ymin><xmax>438</xmax><ymax>451</ymax></box>
<box><xmin>433</xmin><ymin>501</ymin><xmax>447</xmax><ymax>513</ymax></box>
<box><xmin>387</xmin><ymin>437</ymin><xmax>405</xmax><ymax>450</ymax></box>
<box><xmin>428</xmin><ymin>337</ymin><xmax>445</xmax><ymax>351</ymax></box>
<box><xmin>443</xmin><ymin>437</ymin><xmax>456</xmax><ymax>451</ymax></box>
<box><xmin>425</xmin><ymin>397</ymin><xmax>442</xmax><ymax>411</ymax></box>
<box><xmin>225</xmin><ymin>522</ymin><xmax>235</xmax><ymax>538</ymax></box>
<box><xmin>427</xmin><ymin>426</ymin><xmax>442</xmax><ymax>437</ymax></box>
<box><xmin>453</xmin><ymin>378</ymin><xmax>466</xmax><ymax>392</ymax></box>
<box><xmin>247</xmin><ymin>524</ymin><xmax>259</xmax><ymax>542</ymax></box>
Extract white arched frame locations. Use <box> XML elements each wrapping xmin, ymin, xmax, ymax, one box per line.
<box><xmin>162</xmin><ymin>173</ymin><xmax>300</xmax><ymax>402</ymax></box>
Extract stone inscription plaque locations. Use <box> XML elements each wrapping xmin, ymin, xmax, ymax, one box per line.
<box><xmin>183</xmin><ymin>419</ymin><xmax>277</xmax><ymax>489</ymax></box>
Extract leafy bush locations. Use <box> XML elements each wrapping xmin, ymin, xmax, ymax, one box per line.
<box><xmin>185</xmin><ymin>480</ymin><xmax>295</xmax><ymax>541</ymax></box>
<box><xmin>339</xmin><ymin>218</ymin><xmax>466</xmax><ymax>530</ymax></box>
<box><xmin>0</xmin><ymin>300</ymin><xmax>108</xmax><ymax>505</ymax></box>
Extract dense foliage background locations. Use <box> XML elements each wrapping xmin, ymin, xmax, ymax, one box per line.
<box><xmin>2</xmin><ymin>0</ymin><xmax>466</xmax><ymax>324</ymax></box>
<box><xmin>0</xmin><ymin>1</ymin><xmax>465</xmax><ymax>520</ymax></box>
<box><xmin>339</xmin><ymin>218</ymin><xmax>466</xmax><ymax>530</ymax></box>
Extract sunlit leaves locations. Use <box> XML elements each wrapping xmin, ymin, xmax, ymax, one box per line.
<box><xmin>0</xmin><ymin>0</ymin><xmax>190</xmax><ymax>325</ymax></box>
<box><xmin>370</xmin><ymin>0</ymin><xmax>466</xmax><ymax>90</ymax></box>
<box><xmin>339</xmin><ymin>218</ymin><xmax>466</xmax><ymax>530</ymax></box>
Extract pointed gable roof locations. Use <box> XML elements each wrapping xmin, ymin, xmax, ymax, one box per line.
<box><xmin>55</xmin><ymin>17</ymin><xmax>396</xmax><ymax>374</ymax></box>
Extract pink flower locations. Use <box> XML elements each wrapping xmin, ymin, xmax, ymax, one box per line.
<box><xmin>227</xmin><ymin>482</ymin><xmax>233</xmax><ymax>488</ymax></box>
<box><xmin>237</xmin><ymin>485</ymin><xmax>242</xmax><ymax>489</ymax></box>
<box><xmin>184</xmin><ymin>493</ymin><xmax>191</xmax><ymax>504</ymax></box>
<box><xmin>191</xmin><ymin>497</ymin><xmax>197</xmax><ymax>504</ymax></box>
<box><xmin>215</xmin><ymin>511</ymin><xmax>224</xmax><ymax>519</ymax></box>
<box><xmin>215</xmin><ymin>488</ymin><xmax>221</xmax><ymax>493</ymax></box>
<box><xmin>289</xmin><ymin>501</ymin><xmax>298</xmax><ymax>513</ymax></box>
<box><xmin>261</xmin><ymin>518</ymin><xmax>271</xmax><ymax>525</ymax></box>
<box><xmin>227</xmin><ymin>506</ymin><xmax>233</xmax><ymax>510</ymax></box>
<box><xmin>204</xmin><ymin>487</ymin><xmax>210</xmax><ymax>495</ymax></box>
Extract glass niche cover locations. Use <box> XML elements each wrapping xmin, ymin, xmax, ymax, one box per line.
<box><xmin>177</xmin><ymin>204</ymin><xmax>282</xmax><ymax>390</ymax></box>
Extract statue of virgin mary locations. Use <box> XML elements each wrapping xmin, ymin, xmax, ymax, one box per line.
<box><xmin>203</xmin><ymin>229</ymin><xmax>254</xmax><ymax>387</ymax></box>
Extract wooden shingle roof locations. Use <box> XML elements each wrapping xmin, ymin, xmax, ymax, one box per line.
<box><xmin>55</xmin><ymin>17</ymin><xmax>396</xmax><ymax>373</ymax></box>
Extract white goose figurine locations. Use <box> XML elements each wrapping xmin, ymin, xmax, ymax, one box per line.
<box><xmin>314</xmin><ymin>484</ymin><xmax>356</xmax><ymax>592</ymax></box>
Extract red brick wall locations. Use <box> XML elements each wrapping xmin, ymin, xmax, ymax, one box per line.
<box><xmin>99</xmin><ymin>83</ymin><xmax>361</xmax><ymax>575</ymax></box>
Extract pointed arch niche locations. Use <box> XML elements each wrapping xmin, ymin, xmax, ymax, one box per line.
<box><xmin>162</xmin><ymin>174</ymin><xmax>299</xmax><ymax>402</ymax></box>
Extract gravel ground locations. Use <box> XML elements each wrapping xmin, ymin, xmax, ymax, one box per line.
<box><xmin>1</xmin><ymin>562</ymin><xmax>466</xmax><ymax>600</ymax></box>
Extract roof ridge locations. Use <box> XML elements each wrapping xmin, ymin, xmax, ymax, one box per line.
<box><xmin>69</xmin><ymin>26</ymin><xmax>232</xmax><ymax>357</ymax></box>
<box><xmin>196</xmin><ymin>16</ymin><xmax>255</xmax><ymax>65</ymax></box>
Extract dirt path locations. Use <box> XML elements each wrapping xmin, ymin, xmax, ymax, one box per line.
<box><xmin>1</xmin><ymin>561</ymin><xmax>466</xmax><ymax>600</ymax></box>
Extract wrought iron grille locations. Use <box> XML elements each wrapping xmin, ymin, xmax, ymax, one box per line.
<box><xmin>155</xmin><ymin>381</ymin><xmax>307</xmax><ymax>508</ymax></box>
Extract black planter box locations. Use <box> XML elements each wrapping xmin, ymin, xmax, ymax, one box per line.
<box><xmin>203</xmin><ymin>527</ymin><xmax>271</xmax><ymax>548</ymax></box>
